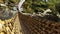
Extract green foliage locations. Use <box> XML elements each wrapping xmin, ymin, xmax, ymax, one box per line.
<box><xmin>10</xmin><ymin>0</ymin><xmax>20</xmax><ymax>4</ymax></box>
<box><xmin>55</xmin><ymin>2</ymin><xmax>60</xmax><ymax>13</ymax></box>
<box><xmin>23</xmin><ymin>0</ymin><xmax>48</xmax><ymax>13</ymax></box>
<box><xmin>23</xmin><ymin>0</ymin><xmax>60</xmax><ymax>16</ymax></box>
<box><xmin>0</xmin><ymin>0</ymin><xmax>60</xmax><ymax>15</ymax></box>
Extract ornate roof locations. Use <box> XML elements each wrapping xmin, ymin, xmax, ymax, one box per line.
<box><xmin>18</xmin><ymin>12</ymin><xmax>60</xmax><ymax>34</ymax></box>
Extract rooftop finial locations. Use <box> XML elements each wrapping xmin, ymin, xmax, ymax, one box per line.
<box><xmin>18</xmin><ymin>0</ymin><xmax>25</xmax><ymax>12</ymax></box>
